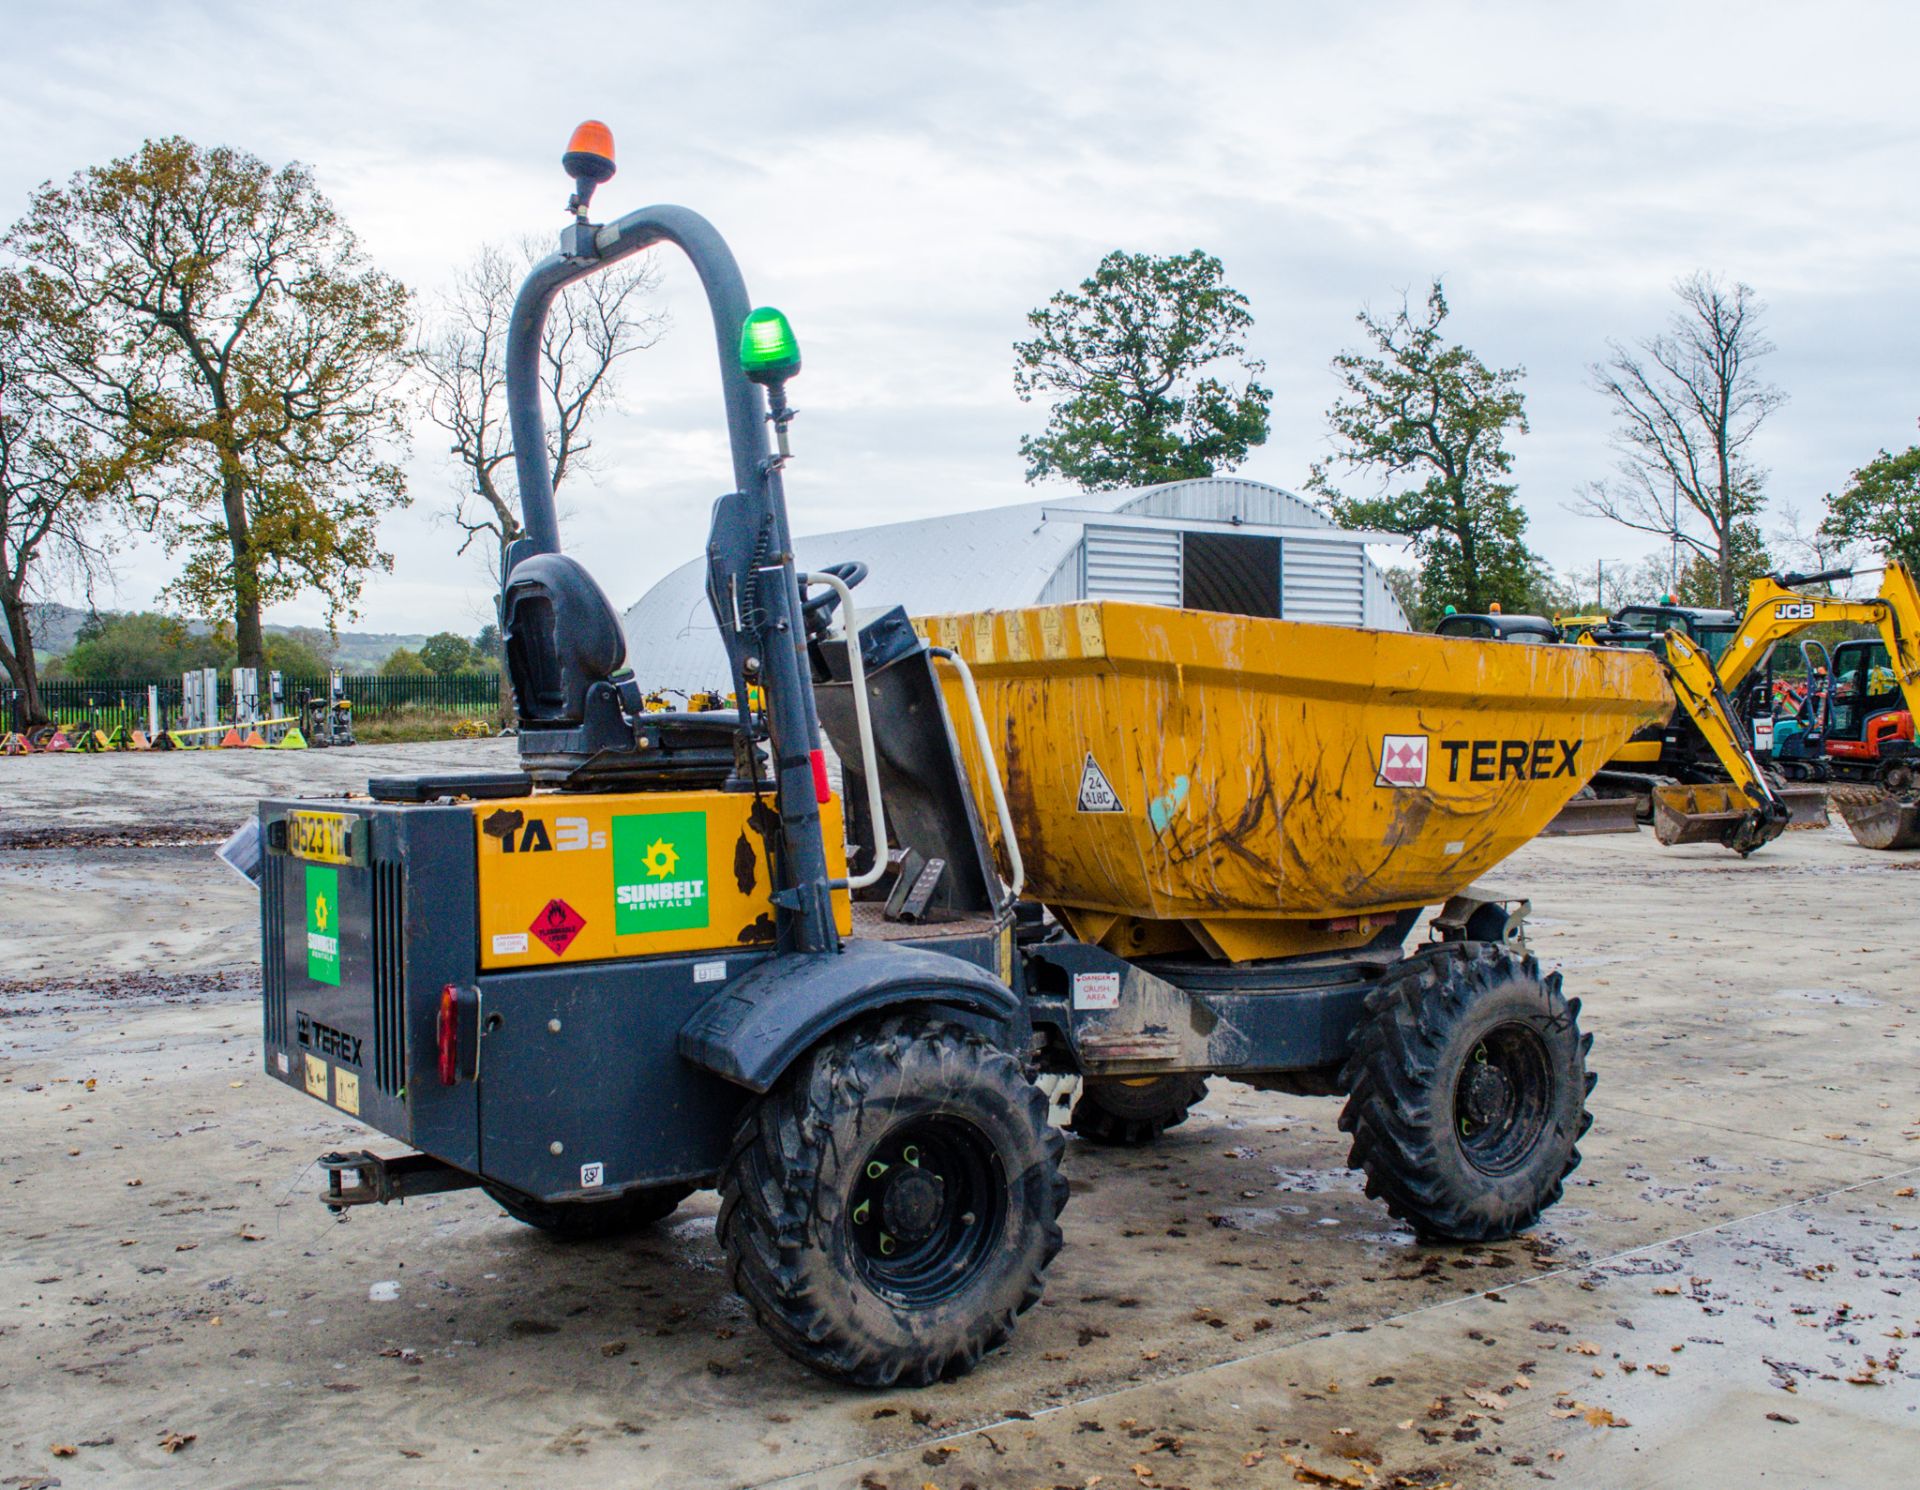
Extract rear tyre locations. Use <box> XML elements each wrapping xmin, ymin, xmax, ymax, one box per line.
<box><xmin>718</xmin><ymin>1014</ymin><xmax>1066</xmax><ymax>1387</ymax></box>
<box><xmin>1338</xmin><ymin>944</ymin><xmax>1592</xmax><ymax>1242</ymax></box>
<box><xmin>484</xmin><ymin>1181</ymin><xmax>692</xmax><ymax>1240</ymax></box>
<box><xmin>1069</xmin><ymin>1074</ymin><xmax>1209</xmax><ymax>1146</ymax></box>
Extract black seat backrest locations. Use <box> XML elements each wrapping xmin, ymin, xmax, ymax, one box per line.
<box><xmin>502</xmin><ymin>553</ymin><xmax>628</xmax><ymax>726</ymax></box>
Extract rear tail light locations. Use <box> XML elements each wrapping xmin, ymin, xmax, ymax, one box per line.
<box><xmin>437</xmin><ymin>985</ymin><xmax>459</xmax><ymax>1085</ymax></box>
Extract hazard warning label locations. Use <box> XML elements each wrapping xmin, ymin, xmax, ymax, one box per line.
<box><xmin>1077</xmin><ymin>753</ymin><xmax>1124</xmax><ymax>813</ymax></box>
<box><xmin>529</xmin><ymin>898</ymin><xmax>586</xmax><ymax>956</ymax></box>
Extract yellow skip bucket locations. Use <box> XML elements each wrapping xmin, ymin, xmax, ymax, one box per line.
<box><xmin>918</xmin><ymin>602</ymin><xmax>1673</xmax><ymax>961</ymax></box>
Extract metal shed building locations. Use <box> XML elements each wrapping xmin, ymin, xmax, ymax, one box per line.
<box><xmin>622</xmin><ymin>476</ymin><xmax>1410</xmax><ymax>695</ymax></box>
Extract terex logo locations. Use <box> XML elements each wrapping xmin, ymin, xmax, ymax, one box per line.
<box><xmin>480</xmin><ymin>808</ymin><xmax>606</xmax><ymax>854</ymax></box>
<box><xmin>295</xmin><ymin>1011</ymin><xmax>363</xmax><ymax>1067</ymax></box>
<box><xmin>1440</xmin><ymin>738</ymin><xmax>1584</xmax><ymax>783</ymax></box>
<box><xmin>1376</xmin><ymin>735</ymin><xmax>1429</xmax><ymax>787</ymax></box>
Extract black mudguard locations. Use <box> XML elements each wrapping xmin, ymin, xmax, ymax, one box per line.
<box><xmin>678</xmin><ymin>939</ymin><xmax>1022</xmax><ymax>1092</ymax></box>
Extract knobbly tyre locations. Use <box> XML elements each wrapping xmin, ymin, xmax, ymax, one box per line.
<box><xmin>255</xmin><ymin>121</ymin><xmax>1677</xmax><ymax>1387</ymax></box>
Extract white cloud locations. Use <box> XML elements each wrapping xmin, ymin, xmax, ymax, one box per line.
<box><xmin>4</xmin><ymin>0</ymin><xmax>1916</xmax><ymax>631</ymax></box>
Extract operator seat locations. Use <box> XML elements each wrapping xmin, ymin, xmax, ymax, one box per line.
<box><xmin>503</xmin><ymin>553</ymin><xmax>627</xmax><ymax>726</ymax></box>
<box><xmin>502</xmin><ymin>552</ymin><xmax>739</xmax><ymax>786</ymax></box>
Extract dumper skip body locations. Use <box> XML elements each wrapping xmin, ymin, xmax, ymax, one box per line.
<box><xmin>920</xmin><ymin>601</ymin><xmax>1673</xmax><ymax>960</ymax></box>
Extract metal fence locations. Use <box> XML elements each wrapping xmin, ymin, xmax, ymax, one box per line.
<box><xmin>10</xmin><ymin>673</ymin><xmax>502</xmax><ymax>733</ymax></box>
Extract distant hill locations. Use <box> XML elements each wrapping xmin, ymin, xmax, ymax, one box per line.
<box><xmin>28</xmin><ymin>601</ymin><xmax>429</xmax><ymax>671</ymax></box>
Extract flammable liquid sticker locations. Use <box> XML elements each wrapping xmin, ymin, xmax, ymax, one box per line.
<box><xmin>612</xmin><ymin>811</ymin><xmax>710</xmax><ymax>935</ymax></box>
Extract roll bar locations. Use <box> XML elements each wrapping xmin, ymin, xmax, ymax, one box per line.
<box><xmin>502</xmin><ymin>206</ymin><xmax>841</xmax><ymax>953</ymax></box>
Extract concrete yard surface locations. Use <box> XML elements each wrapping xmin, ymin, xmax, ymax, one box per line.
<box><xmin>1</xmin><ymin>742</ymin><xmax>1916</xmax><ymax>1487</ymax></box>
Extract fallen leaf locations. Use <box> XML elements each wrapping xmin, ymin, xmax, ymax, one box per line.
<box><xmin>1648</xmin><ymin>1363</ymin><xmax>1671</xmax><ymax>1376</ymax></box>
<box><xmin>1585</xmin><ymin>1407</ymin><xmax>1629</xmax><ymax>1428</ymax></box>
<box><xmin>229</xmin><ymin>1080</ymin><xmax>245</xmax><ymax>1088</ymax></box>
<box><xmin>1469</xmin><ymin>1391</ymin><xmax>1504</xmax><ymax>1410</ymax></box>
<box><xmin>125</xmin><ymin>1178</ymin><xmax>143</xmax><ymax>1188</ymax></box>
<box><xmin>1767</xmin><ymin>1412</ymin><xmax>1798</xmax><ymax>1424</ymax></box>
<box><xmin>175</xmin><ymin>1243</ymin><xmax>198</xmax><ymax>1253</ymax></box>
<box><xmin>1896</xmin><ymin>1188</ymin><xmax>1915</xmax><ymax>1198</ymax></box>
<box><xmin>1572</xmin><ymin>1341</ymin><xmax>1601</xmax><ymax>1355</ymax></box>
<box><xmin>159</xmin><ymin>1430</ymin><xmax>195</xmax><ymax>1453</ymax></box>
<box><xmin>49</xmin><ymin>1445</ymin><xmax>76</xmax><ymax>1457</ymax></box>
<box><xmin>238</xmin><ymin>1229</ymin><xmax>266</xmax><ymax>1242</ymax></box>
<box><xmin>1282</xmin><ymin>1454</ymin><xmax>1365</xmax><ymax>1488</ymax></box>
<box><xmin>1244</xmin><ymin>1449</ymin><xmax>1266</xmax><ymax>1467</ymax></box>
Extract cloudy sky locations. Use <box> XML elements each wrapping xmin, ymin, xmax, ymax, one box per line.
<box><xmin>3</xmin><ymin>0</ymin><xmax>1915</xmax><ymax>633</ymax></box>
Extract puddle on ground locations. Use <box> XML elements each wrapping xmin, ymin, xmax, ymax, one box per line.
<box><xmin>1267</xmin><ymin>1166</ymin><xmax>1366</xmax><ymax>1194</ymax></box>
<box><xmin>1773</xmin><ymin>987</ymin><xmax>1882</xmax><ymax>1008</ymax></box>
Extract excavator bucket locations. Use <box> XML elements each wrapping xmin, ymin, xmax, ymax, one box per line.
<box><xmin>1834</xmin><ymin>792</ymin><xmax>1920</xmax><ymax>851</ymax></box>
<box><xmin>1542</xmin><ymin>789</ymin><xmax>1643</xmax><ymax>836</ymax></box>
<box><xmin>1650</xmin><ymin>781</ymin><xmax>1824</xmax><ymax>851</ymax></box>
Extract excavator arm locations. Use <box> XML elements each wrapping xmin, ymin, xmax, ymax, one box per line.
<box><xmin>1648</xmin><ymin>629</ymin><xmax>1793</xmax><ymax>855</ymax></box>
<box><xmin>1718</xmin><ymin>561</ymin><xmax>1920</xmax><ymax>720</ymax></box>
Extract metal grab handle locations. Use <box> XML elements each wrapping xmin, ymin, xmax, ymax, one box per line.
<box><xmin>928</xmin><ymin>647</ymin><xmax>1025</xmax><ymax>907</ymax></box>
<box><xmin>799</xmin><ymin>571</ymin><xmax>888</xmax><ymax>891</ymax></box>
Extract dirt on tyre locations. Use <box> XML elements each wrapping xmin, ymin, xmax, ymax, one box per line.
<box><xmin>1069</xmin><ymin>1073</ymin><xmax>1208</xmax><ymax>1146</ymax></box>
<box><xmin>1338</xmin><ymin>943</ymin><xmax>1592</xmax><ymax>1242</ymax></box>
<box><xmin>718</xmin><ymin>1014</ymin><xmax>1067</xmax><ymax>1387</ymax></box>
<box><xmin>484</xmin><ymin>1181</ymin><xmax>692</xmax><ymax>1240</ymax></box>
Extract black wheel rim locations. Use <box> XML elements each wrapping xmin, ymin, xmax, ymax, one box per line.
<box><xmin>847</xmin><ymin>1115</ymin><xmax>1006</xmax><ymax>1306</ymax></box>
<box><xmin>1452</xmin><ymin>1023</ymin><xmax>1553</xmax><ymax>1176</ymax></box>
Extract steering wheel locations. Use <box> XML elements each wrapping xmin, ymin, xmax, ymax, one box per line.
<box><xmin>802</xmin><ymin>561</ymin><xmax>869</xmax><ymax>638</ymax></box>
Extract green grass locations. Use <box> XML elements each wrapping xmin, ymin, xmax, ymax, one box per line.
<box><xmin>351</xmin><ymin>705</ymin><xmax>500</xmax><ymax>744</ymax></box>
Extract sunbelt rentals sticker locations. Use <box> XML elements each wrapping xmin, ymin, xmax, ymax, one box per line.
<box><xmin>613</xmin><ymin>811</ymin><xmax>709</xmax><ymax>935</ymax></box>
<box><xmin>305</xmin><ymin>864</ymin><xmax>341</xmax><ymax>985</ymax></box>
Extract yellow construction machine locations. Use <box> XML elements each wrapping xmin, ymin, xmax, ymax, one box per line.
<box><xmin>254</xmin><ymin>119</ymin><xmax>1732</xmax><ymax>1389</ymax></box>
<box><xmin>1569</xmin><ymin>562</ymin><xmax>1920</xmax><ymax>852</ymax></box>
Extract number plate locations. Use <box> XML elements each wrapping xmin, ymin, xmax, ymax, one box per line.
<box><xmin>287</xmin><ymin>810</ymin><xmax>354</xmax><ymax>864</ymax></box>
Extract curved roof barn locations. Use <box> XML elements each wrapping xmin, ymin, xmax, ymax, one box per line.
<box><xmin>622</xmin><ymin>477</ymin><xmax>1410</xmax><ymax>695</ymax></box>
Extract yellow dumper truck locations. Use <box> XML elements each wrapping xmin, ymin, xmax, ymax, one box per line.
<box><xmin>256</xmin><ymin>122</ymin><xmax>1679</xmax><ymax>1388</ymax></box>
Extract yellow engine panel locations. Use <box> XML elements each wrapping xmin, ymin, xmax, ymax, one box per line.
<box><xmin>475</xmin><ymin>788</ymin><xmax>850</xmax><ymax>970</ymax></box>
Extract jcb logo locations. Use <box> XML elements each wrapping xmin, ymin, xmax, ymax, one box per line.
<box><xmin>480</xmin><ymin>808</ymin><xmax>606</xmax><ymax>854</ymax></box>
<box><xmin>1774</xmin><ymin>602</ymin><xmax>1817</xmax><ymax>620</ymax></box>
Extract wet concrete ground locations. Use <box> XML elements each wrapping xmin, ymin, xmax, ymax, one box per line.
<box><xmin>1</xmin><ymin>742</ymin><xmax>1916</xmax><ymax>1487</ymax></box>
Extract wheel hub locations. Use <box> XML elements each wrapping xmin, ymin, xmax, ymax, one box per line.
<box><xmin>1462</xmin><ymin>1062</ymin><xmax>1514</xmax><ymax>1128</ymax></box>
<box><xmin>881</xmin><ymin>1167</ymin><xmax>945</xmax><ymax>1243</ymax></box>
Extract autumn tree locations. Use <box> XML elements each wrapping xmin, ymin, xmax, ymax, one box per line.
<box><xmin>415</xmin><ymin>238</ymin><xmax>665</xmax><ymax>582</ymax></box>
<box><xmin>3</xmin><ymin>137</ymin><xmax>412</xmax><ymax>672</ymax></box>
<box><xmin>1307</xmin><ymin>280</ymin><xmax>1540</xmax><ymax>614</ymax></box>
<box><xmin>1014</xmin><ymin>249</ymin><xmax>1271</xmax><ymax>489</ymax></box>
<box><xmin>1580</xmin><ymin>273</ymin><xmax>1786</xmax><ymax>607</ymax></box>
<box><xmin>0</xmin><ymin>305</ymin><xmax>115</xmax><ymax>725</ymax></box>
<box><xmin>1821</xmin><ymin>422</ymin><xmax>1920</xmax><ymax>575</ymax></box>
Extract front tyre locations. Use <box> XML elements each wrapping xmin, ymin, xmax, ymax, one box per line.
<box><xmin>718</xmin><ymin>1014</ymin><xmax>1067</xmax><ymax>1387</ymax></box>
<box><xmin>1338</xmin><ymin>944</ymin><xmax>1592</xmax><ymax>1242</ymax></box>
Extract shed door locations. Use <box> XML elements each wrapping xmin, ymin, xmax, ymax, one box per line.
<box><xmin>1082</xmin><ymin>524</ymin><xmax>1182</xmax><ymax>605</ymax></box>
<box><xmin>1279</xmin><ymin>536</ymin><xmax>1366</xmax><ymax>624</ymax></box>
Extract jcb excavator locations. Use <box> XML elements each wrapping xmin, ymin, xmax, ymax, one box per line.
<box><xmin>1576</xmin><ymin>561</ymin><xmax>1920</xmax><ymax>851</ymax></box>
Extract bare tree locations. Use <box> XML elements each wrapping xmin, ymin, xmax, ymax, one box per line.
<box><xmin>0</xmin><ymin>308</ymin><xmax>115</xmax><ymax>727</ymax></box>
<box><xmin>1579</xmin><ymin>273</ymin><xmax>1786</xmax><ymax>606</ymax></box>
<box><xmin>416</xmin><ymin>239</ymin><xmax>666</xmax><ymax>582</ymax></box>
<box><xmin>1770</xmin><ymin>503</ymin><xmax>1855</xmax><ymax>589</ymax></box>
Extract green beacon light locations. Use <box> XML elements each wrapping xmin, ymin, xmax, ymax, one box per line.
<box><xmin>739</xmin><ymin>306</ymin><xmax>802</xmax><ymax>386</ymax></box>
<box><xmin>1443</xmin><ymin>604</ymin><xmax>1457</xmax><ymax>616</ymax></box>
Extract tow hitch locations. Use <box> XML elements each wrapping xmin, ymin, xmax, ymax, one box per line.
<box><xmin>319</xmin><ymin>1150</ymin><xmax>479</xmax><ymax>1211</ymax></box>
